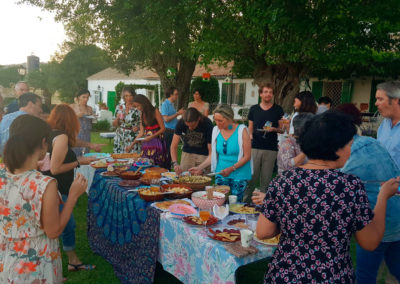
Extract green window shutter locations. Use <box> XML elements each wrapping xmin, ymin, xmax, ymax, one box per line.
<box><xmin>341</xmin><ymin>81</ymin><xmax>354</xmax><ymax>104</ymax></box>
<box><xmin>107</xmin><ymin>91</ymin><xmax>116</xmax><ymax>114</ymax></box>
<box><xmin>238</xmin><ymin>83</ymin><xmax>246</xmax><ymax>105</ymax></box>
<box><xmin>369</xmin><ymin>80</ymin><xmax>384</xmax><ymax>113</ymax></box>
<box><xmin>312</xmin><ymin>81</ymin><xmax>323</xmax><ymax>101</ymax></box>
<box><xmin>221</xmin><ymin>84</ymin><xmax>228</xmax><ymax>104</ymax></box>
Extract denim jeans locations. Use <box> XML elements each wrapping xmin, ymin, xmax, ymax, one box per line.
<box><xmin>356</xmin><ymin>241</ymin><xmax>400</xmax><ymax>283</ymax></box>
<box><xmin>60</xmin><ymin>194</ymin><xmax>76</xmax><ymax>251</ymax></box>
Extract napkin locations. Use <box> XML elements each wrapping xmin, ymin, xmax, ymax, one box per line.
<box><xmin>224</xmin><ymin>242</ymin><xmax>259</xmax><ymax>258</ymax></box>
<box><xmin>213</xmin><ymin>204</ymin><xmax>229</xmax><ymax>220</ymax></box>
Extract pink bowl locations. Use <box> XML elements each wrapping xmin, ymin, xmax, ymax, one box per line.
<box><xmin>191</xmin><ymin>191</ymin><xmax>226</xmax><ymax>210</ymax></box>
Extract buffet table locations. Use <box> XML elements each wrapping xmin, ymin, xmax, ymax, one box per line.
<box><xmin>87</xmin><ymin>169</ymin><xmax>160</xmax><ymax>284</ymax></box>
<box><xmin>88</xmin><ymin>168</ymin><xmax>275</xmax><ymax>284</ymax></box>
<box><xmin>158</xmin><ymin>214</ymin><xmax>275</xmax><ymax>284</ymax></box>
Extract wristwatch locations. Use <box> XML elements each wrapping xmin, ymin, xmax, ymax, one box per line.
<box><xmin>76</xmin><ymin>160</ymin><xmax>80</xmax><ymax>168</ymax></box>
<box><xmin>172</xmin><ymin>161</ymin><xmax>179</xmax><ymax>167</ymax></box>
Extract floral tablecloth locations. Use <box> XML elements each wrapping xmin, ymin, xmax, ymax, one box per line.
<box><xmin>158</xmin><ymin>213</ymin><xmax>276</xmax><ymax>284</ymax></box>
<box><xmin>87</xmin><ymin>169</ymin><xmax>160</xmax><ymax>284</ymax></box>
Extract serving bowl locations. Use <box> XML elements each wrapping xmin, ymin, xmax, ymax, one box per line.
<box><xmin>191</xmin><ymin>191</ymin><xmax>225</xmax><ymax>210</ymax></box>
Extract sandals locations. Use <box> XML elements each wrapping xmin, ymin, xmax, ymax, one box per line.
<box><xmin>68</xmin><ymin>263</ymin><xmax>96</xmax><ymax>272</ymax></box>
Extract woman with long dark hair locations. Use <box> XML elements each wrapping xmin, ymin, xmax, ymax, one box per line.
<box><xmin>0</xmin><ymin>115</ymin><xmax>87</xmax><ymax>282</ymax></box>
<box><xmin>289</xmin><ymin>91</ymin><xmax>317</xmax><ymax>134</ymax></box>
<box><xmin>126</xmin><ymin>95</ymin><xmax>169</xmax><ymax>167</ymax></box>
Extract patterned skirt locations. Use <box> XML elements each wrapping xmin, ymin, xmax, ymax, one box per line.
<box><xmin>141</xmin><ymin>129</ymin><xmax>170</xmax><ymax>168</ymax></box>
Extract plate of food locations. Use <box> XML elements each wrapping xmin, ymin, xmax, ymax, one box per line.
<box><xmin>119</xmin><ymin>180</ymin><xmax>141</xmax><ymax>187</ymax></box>
<box><xmin>134</xmin><ymin>158</ymin><xmax>153</xmax><ymax>168</ymax></box>
<box><xmin>161</xmin><ymin>184</ymin><xmax>192</xmax><ymax>198</ymax></box>
<box><xmin>254</xmin><ymin>234</ymin><xmax>281</xmax><ymax>246</ymax></box>
<box><xmin>161</xmin><ymin>172</ymin><xmax>178</xmax><ymax>179</ymax></box>
<box><xmin>229</xmin><ymin>203</ymin><xmax>260</xmax><ymax>215</ymax></box>
<box><xmin>111</xmin><ymin>153</ymin><xmax>141</xmax><ymax>159</ymax></box>
<box><xmin>153</xmin><ymin>199</ymin><xmax>192</xmax><ymax>211</ymax></box>
<box><xmin>168</xmin><ymin>204</ymin><xmax>197</xmax><ymax>217</ymax></box>
<box><xmin>183</xmin><ymin>215</ymin><xmax>219</xmax><ymax>226</ymax></box>
<box><xmin>226</xmin><ymin>217</ymin><xmax>249</xmax><ymax>229</ymax></box>
<box><xmin>90</xmin><ymin>160</ymin><xmax>108</xmax><ymax>168</ymax></box>
<box><xmin>177</xmin><ymin>175</ymin><xmax>212</xmax><ymax>191</ymax></box>
<box><xmin>206</xmin><ymin>227</ymin><xmax>241</xmax><ymax>242</ymax></box>
<box><xmin>100</xmin><ymin>171</ymin><xmax>119</xmax><ymax>177</ymax></box>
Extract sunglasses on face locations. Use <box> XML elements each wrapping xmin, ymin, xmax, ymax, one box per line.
<box><xmin>223</xmin><ymin>141</ymin><xmax>227</xmax><ymax>154</ymax></box>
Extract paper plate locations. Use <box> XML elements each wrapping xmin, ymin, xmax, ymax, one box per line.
<box><xmin>168</xmin><ymin>204</ymin><xmax>197</xmax><ymax>217</ymax></box>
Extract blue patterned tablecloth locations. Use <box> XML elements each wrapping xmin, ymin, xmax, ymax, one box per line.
<box><xmin>158</xmin><ymin>214</ymin><xmax>276</xmax><ymax>284</ymax></box>
<box><xmin>87</xmin><ymin>170</ymin><xmax>160</xmax><ymax>284</ymax></box>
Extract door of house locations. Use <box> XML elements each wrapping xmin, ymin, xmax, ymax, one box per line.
<box><xmin>107</xmin><ymin>91</ymin><xmax>116</xmax><ymax>114</ymax></box>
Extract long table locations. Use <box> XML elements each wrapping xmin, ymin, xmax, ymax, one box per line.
<box><xmin>87</xmin><ymin>169</ymin><xmax>275</xmax><ymax>283</ymax></box>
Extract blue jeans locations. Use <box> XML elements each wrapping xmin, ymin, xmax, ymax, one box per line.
<box><xmin>356</xmin><ymin>241</ymin><xmax>400</xmax><ymax>283</ymax></box>
<box><xmin>60</xmin><ymin>194</ymin><xmax>76</xmax><ymax>251</ymax></box>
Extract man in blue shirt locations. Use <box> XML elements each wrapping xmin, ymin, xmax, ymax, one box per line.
<box><xmin>6</xmin><ymin>81</ymin><xmax>30</xmax><ymax>114</ymax></box>
<box><xmin>0</xmin><ymin>92</ymin><xmax>43</xmax><ymax>154</ymax></box>
<box><xmin>161</xmin><ymin>87</ymin><xmax>185</xmax><ymax>167</ymax></box>
<box><xmin>376</xmin><ymin>81</ymin><xmax>400</xmax><ymax>169</ymax></box>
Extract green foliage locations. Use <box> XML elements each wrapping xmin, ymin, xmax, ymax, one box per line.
<box><xmin>0</xmin><ymin>66</ymin><xmax>21</xmax><ymax>87</ymax></box>
<box><xmin>92</xmin><ymin>120</ymin><xmax>111</xmax><ymax>131</ymax></box>
<box><xmin>190</xmin><ymin>77</ymin><xmax>220</xmax><ymax>111</ymax></box>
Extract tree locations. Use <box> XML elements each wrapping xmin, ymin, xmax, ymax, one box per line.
<box><xmin>0</xmin><ymin>66</ymin><xmax>21</xmax><ymax>88</ymax></box>
<box><xmin>198</xmin><ymin>0</ymin><xmax>400</xmax><ymax>111</ymax></box>
<box><xmin>22</xmin><ymin>0</ymin><xmax>212</xmax><ymax>108</ymax></box>
<box><xmin>27</xmin><ymin>45</ymin><xmax>111</xmax><ymax>103</ymax></box>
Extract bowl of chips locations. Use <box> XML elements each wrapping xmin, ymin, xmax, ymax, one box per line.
<box><xmin>161</xmin><ymin>184</ymin><xmax>192</xmax><ymax>199</ymax></box>
<box><xmin>138</xmin><ymin>186</ymin><xmax>164</xmax><ymax>201</ymax></box>
<box><xmin>178</xmin><ymin>175</ymin><xmax>212</xmax><ymax>191</ymax></box>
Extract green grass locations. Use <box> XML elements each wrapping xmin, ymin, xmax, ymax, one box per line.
<box><xmin>61</xmin><ymin>132</ymin><xmax>388</xmax><ymax>283</ymax></box>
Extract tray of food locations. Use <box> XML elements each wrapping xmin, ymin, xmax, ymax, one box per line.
<box><xmin>161</xmin><ymin>172</ymin><xmax>178</xmax><ymax>179</ymax></box>
<box><xmin>119</xmin><ymin>171</ymin><xmax>142</xmax><ymax>180</ymax></box>
<box><xmin>153</xmin><ymin>199</ymin><xmax>192</xmax><ymax>211</ymax></box>
<box><xmin>229</xmin><ymin>203</ymin><xmax>260</xmax><ymax>215</ymax></box>
<box><xmin>206</xmin><ymin>227</ymin><xmax>241</xmax><ymax>242</ymax></box>
<box><xmin>254</xmin><ymin>234</ymin><xmax>281</xmax><ymax>246</ymax></box>
<box><xmin>119</xmin><ymin>180</ymin><xmax>141</xmax><ymax>187</ymax></box>
<box><xmin>133</xmin><ymin>158</ymin><xmax>153</xmax><ymax>168</ymax></box>
<box><xmin>145</xmin><ymin>167</ymin><xmax>168</xmax><ymax>174</ymax></box>
<box><xmin>177</xmin><ymin>175</ymin><xmax>212</xmax><ymax>191</ymax></box>
<box><xmin>138</xmin><ymin>186</ymin><xmax>164</xmax><ymax>201</ymax></box>
<box><xmin>183</xmin><ymin>215</ymin><xmax>219</xmax><ymax>226</ymax></box>
<box><xmin>161</xmin><ymin>184</ymin><xmax>192</xmax><ymax>199</ymax></box>
<box><xmin>226</xmin><ymin>217</ymin><xmax>249</xmax><ymax>229</ymax></box>
<box><xmin>90</xmin><ymin>160</ymin><xmax>109</xmax><ymax>168</ymax></box>
<box><xmin>111</xmin><ymin>153</ymin><xmax>141</xmax><ymax>159</ymax></box>
<box><xmin>100</xmin><ymin>171</ymin><xmax>119</xmax><ymax>177</ymax></box>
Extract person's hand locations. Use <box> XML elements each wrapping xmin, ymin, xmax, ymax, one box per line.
<box><xmin>379</xmin><ymin>177</ymin><xmax>400</xmax><ymax>199</ymax></box>
<box><xmin>220</xmin><ymin>166</ymin><xmax>234</xmax><ymax>177</ymax></box>
<box><xmin>189</xmin><ymin>167</ymin><xmax>203</xmax><ymax>175</ymax></box>
<box><xmin>267</xmin><ymin>127</ymin><xmax>279</xmax><ymax>133</ymax></box>
<box><xmin>125</xmin><ymin>143</ymin><xmax>134</xmax><ymax>152</ymax></box>
<box><xmin>90</xmin><ymin>143</ymin><xmax>105</xmax><ymax>152</ymax></box>
<box><xmin>174</xmin><ymin>164</ymin><xmax>183</xmax><ymax>175</ymax></box>
<box><xmin>177</xmin><ymin>108</ymin><xmax>185</xmax><ymax>115</ymax></box>
<box><xmin>69</xmin><ymin>173</ymin><xmax>88</xmax><ymax>199</ymax></box>
<box><xmin>132</xmin><ymin>126</ymin><xmax>139</xmax><ymax>132</ymax></box>
<box><xmin>78</xmin><ymin>156</ymin><xmax>97</xmax><ymax>165</ymax></box>
<box><xmin>251</xmin><ymin>191</ymin><xmax>266</xmax><ymax>205</ymax></box>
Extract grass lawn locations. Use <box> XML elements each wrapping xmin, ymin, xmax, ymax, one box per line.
<box><xmin>60</xmin><ymin>132</ymin><xmax>390</xmax><ymax>283</ymax></box>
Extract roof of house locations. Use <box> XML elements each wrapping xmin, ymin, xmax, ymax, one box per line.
<box><xmin>87</xmin><ymin>62</ymin><xmax>234</xmax><ymax>81</ymax></box>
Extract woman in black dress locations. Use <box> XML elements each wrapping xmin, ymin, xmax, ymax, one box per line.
<box><xmin>257</xmin><ymin>111</ymin><xmax>399</xmax><ymax>283</ymax></box>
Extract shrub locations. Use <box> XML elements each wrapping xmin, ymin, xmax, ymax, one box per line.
<box><xmin>92</xmin><ymin>119</ymin><xmax>111</xmax><ymax>131</ymax></box>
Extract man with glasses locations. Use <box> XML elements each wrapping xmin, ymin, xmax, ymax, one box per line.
<box><xmin>244</xmin><ymin>83</ymin><xmax>283</xmax><ymax>202</ymax></box>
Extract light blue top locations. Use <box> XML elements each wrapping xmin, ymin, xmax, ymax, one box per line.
<box><xmin>341</xmin><ymin>135</ymin><xmax>400</xmax><ymax>242</ymax></box>
<box><xmin>377</xmin><ymin>118</ymin><xmax>400</xmax><ymax>169</ymax></box>
<box><xmin>161</xmin><ymin>99</ymin><xmax>177</xmax><ymax>129</ymax></box>
<box><xmin>0</xmin><ymin>110</ymin><xmax>27</xmax><ymax>154</ymax></box>
<box><xmin>215</xmin><ymin>127</ymin><xmax>252</xmax><ymax>181</ymax></box>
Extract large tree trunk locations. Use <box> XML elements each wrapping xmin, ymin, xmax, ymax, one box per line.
<box><xmin>152</xmin><ymin>56</ymin><xmax>197</xmax><ymax>109</ymax></box>
<box><xmin>253</xmin><ymin>62</ymin><xmax>304</xmax><ymax>113</ymax></box>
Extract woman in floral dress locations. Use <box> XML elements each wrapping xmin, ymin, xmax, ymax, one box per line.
<box><xmin>257</xmin><ymin>112</ymin><xmax>399</xmax><ymax>283</ymax></box>
<box><xmin>126</xmin><ymin>94</ymin><xmax>169</xmax><ymax>168</ymax></box>
<box><xmin>0</xmin><ymin>115</ymin><xmax>87</xmax><ymax>283</ymax></box>
<box><xmin>113</xmin><ymin>86</ymin><xmax>141</xmax><ymax>153</ymax></box>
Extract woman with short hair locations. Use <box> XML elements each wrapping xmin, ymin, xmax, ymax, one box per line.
<box><xmin>257</xmin><ymin>111</ymin><xmax>399</xmax><ymax>283</ymax></box>
<box><xmin>170</xmin><ymin>107</ymin><xmax>213</xmax><ymax>175</ymax></box>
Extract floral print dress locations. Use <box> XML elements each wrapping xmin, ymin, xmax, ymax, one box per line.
<box><xmin>113</xmin><ymin>103</ymin><xmax>141</xmax><ymax>153</ymax></box>
<box><xmin>262</xmin><ymin>168</ymin><xmax>374</xmax><ymax>283</ymax></box>
<box><xmin>0</xmin><ymin>169</ymin><xmax>63</xmax><ymax>283</ymax></box>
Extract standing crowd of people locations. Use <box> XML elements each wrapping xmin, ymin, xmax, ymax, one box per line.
<box><xmin>0</xmin><ymin>79</ymin><xmax>400</xmax><ymax>283</ymax></box>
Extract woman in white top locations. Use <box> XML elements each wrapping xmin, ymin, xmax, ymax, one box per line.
<box><xmin>288</xmin><ymin>91</ymin><xmax>317</xmax><ymax>134</ymax></box>
<box><xmin>188</xmin><ymin>90</ymin><xmax>209</xmax><ymax>116</ymax></box>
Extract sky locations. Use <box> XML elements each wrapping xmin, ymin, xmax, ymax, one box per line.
<box><xmin>0</xmin><ymin>0</ymin><xmax>67</xmax><ymax>65</ymax></box>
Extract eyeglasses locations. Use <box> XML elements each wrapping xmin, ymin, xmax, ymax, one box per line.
<box><xmin>223</xmin><ymin>141</ymin><xmax>227</xmax><ymax>154</ymax></box>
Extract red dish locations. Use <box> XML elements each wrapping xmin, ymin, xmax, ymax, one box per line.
<box><xmin>119</xmin><ymin>180</ymin><xmax>141</xmax><ymax>187</ymax></box>
<box><xmin>183</xmin><ymin>215</ymin><xmax>219</xmax><ymax>226</ymax></box>
<box><xmin>207</xmin><ymin>228</ymin><xmax>241</xmax><ymax>242</ymax></box>
<box><xmin>227</xmin><ymin>218</ymin><xmax>246</xmax><ymax>226</ymax></box>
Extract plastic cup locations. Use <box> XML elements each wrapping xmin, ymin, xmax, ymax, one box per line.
<box><xmin>240</xmin><ymin>229</ymin><xmax>253</xmax><ymax>247</ymax></box>
<box><xmin>228</xmin><ymin>195</ymin><xmax>237</xmax><ymax>204</ymax></box>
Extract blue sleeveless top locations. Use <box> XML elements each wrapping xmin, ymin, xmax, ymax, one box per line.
<box><xmin>215</xmin><ymin>127</ymin><xmax>252</xmax><ymax>180</ymax></box>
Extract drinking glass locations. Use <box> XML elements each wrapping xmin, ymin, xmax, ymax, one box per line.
<box><xmin>199</xmin><ymin>208</ymin><xmax>211</xmax><ymax>231</ymax></box>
